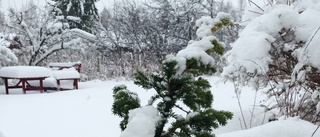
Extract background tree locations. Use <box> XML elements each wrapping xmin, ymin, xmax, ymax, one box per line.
<box><xmin>52</xmin><ymin>0</ymin><xmax>100</xmax><ymax>33</ymax></box>
<box><xmin>5</xmin><ymin>2</ymin><xmax>91</xmax><ymax>66</ymax></box>
<box><xmin>94</xmin><ymin>0</ymin><xmax>240</xmax><ymax>79</ymax></box>
<box><xmin>112</xmin><ymin>12</ymin><xmax>233</xmax><ymax>137</ymax></box>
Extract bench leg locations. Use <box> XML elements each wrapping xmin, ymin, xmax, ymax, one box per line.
<box><xmin>39</xmin><ymin>79</ymin><xmax>44</xmax><ymax>93</ymax></box>
<box><xmin>4</xmin><ymin>79</ymin><xmax>9</xmax><ymax>94</ymax></box>
<box><xmin>57</xmin><ymin>80</ymin><xmax>61</xmax><ymax>91</ymax></box>
<box><xmin>73</xmin><ymin>79</ymin><xmax>78</xmax><ymax>89</ymax></box>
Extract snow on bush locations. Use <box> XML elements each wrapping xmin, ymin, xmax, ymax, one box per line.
<box><xmin>0</xmin><ymin>33</ymin><xmax>18</xmax><ymax>66</ymax></box>
<box><xmin>222</xmin><ymin>1</ymin><xmax>320</xmax><ymax>123</ymax></box>
<box><xmin>120</xmin><ymin>106</ymin><xmax>160</xmax><ymax>137</ymax></box>
<box><xmin>222</xmin><ymin>5</ymin><xmax>298</xmax><ymax>82</ymax></box>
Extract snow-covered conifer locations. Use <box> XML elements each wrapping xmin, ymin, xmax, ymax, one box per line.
<box><xmin>112</xmin><ymin>85</ymin><xmax>141</xmax><ymax>131</ymax></box>
<box><xmin>112</xmin><ymin>12</ymin><xmax>233</xmax><ymax>137</ymax></box>
<box><xmin>52</xmin><ymin>0</ymin><xmax>100</xmax><ymax>33</ymax></box>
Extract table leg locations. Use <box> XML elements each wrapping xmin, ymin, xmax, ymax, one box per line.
<box><xmin>21</xmin><ymin>79</ymin><xmax>26</xmax><ymax>94</ymax></box>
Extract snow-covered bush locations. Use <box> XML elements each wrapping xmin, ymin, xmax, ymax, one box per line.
<box><xmin>112</xmin><ymin>12</ymin><xmax>234</xmax><ymax>137</ymax></box>
<box><xmin>222</xmin><ymin>0</ymin><xmax>320</xmax><ymax>123</ymax></box>
<box><xmin>0</xmin><ymin>33</ymin><xmax>18</xmax><ymax>67</ymax></box>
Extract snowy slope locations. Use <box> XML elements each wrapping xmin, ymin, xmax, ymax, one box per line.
<box><xmin>0</xmin><ymin>77</ymin><xmax>318</xmax><ymax>137</ymax></box>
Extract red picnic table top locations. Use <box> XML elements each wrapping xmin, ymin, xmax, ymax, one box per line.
<box><xmin>0</xmin><ymin>66</ymin><xmax>51</xmax><ymax>94</ymax></box>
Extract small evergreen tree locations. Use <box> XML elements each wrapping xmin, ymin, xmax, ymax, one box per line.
<box><xmin>112</xmin><ymin>12</ymin><xmax>233</xmax><ymax>137</ymax></box>
<box><xmin>52</xmin><ymin>0</ymin><xmax>100</xmax><ymax>33</ymax></box>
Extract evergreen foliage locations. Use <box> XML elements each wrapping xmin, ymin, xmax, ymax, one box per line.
<box><xmin>112</xmin><ymin>12</ymin><xmax>233</xmax><ymax>137</ymax></box>
<box><xmin>112</xmin><ymin>85</ymin><xmax>140</xmax><ymax>130</ymax></box>
<box><xmin>52</xmin><ymin>0</ymin><xmax>99</xmax><ymax>33</ymax></box>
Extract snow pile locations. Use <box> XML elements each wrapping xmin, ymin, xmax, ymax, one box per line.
<box><xmin>195</xmin><ymin>12</ymin><xmax>229</xmax><ymax>39</ymax></box>
<box><xmin>218</xmin><ymin>117</ymin><xmax>320</xmax><ymax>137</ymax></box>
<box><xmin>53</xmin><ymin>69</ymin><xmax>80</xmax><ymax>79</ymax></box>
<box><xmin>296</xmin><ymin>10</ymin><xmax>320</xmax><ymax>69</ymax></box>
<box><xmin>0</xmin><ymin>66</ymin><xmax>52</xmax><ymax>78</ymax></box>
<box><xmin>223</xmin><ymin>3</ymin><xmax>320</xmax><ymax>84</ymax></box>
<box><xmin>171</xmin><ymin>35</ymin><xmax>219</xmax><ymax>74</ymax></box>
<box><xmin>120</xmin><ymin>106</ymin><xmax>161</xmax><ymax>137</ymax></box>
<box><xmin>70</xmin><ymin>28</ymin><xmax>97</xmax><ymax>41</ymax></box>
<box><xmin>223</xmin><ymin>5</ymin><xmax>299</xmax><ymax>78</ymax></box>
<box><xmin>296</xmin><ymin>0</ymin><xmax>320</xmax><ymax>12</ymax></box>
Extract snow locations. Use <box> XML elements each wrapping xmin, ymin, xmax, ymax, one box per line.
<box><xmin>69</xmin><ymin>28</ymin><xmax>97</xmax><ymax>41</ymax></box>
<box><xmin>66</xmin><ymin>1</ymin><xmax>72</xmax><ymax>12</ymax></box>
<box><xmin>0</xmin><ymin>76</ymin><xmax>318</xmax><ymax>137</ymax></box>
<box><xmin>222</xmin><ymin>3</ymin><xmax>320</xmax><ymax>89</ymax></box>
<box><xmin>0</xmin><ymin>46</ymin><xmax>18</xmax><ymax>63</ymax></box>
<box><xmin>53</xmin><ymin>69</ymin><xmax>80</xmax><ymax>79</ymax></box>
<box><xmin>219</xmin><ymin>117</ymin><xmax>319</xmax><ymax>137</ymax></box>
<box><xmin>0</xmin><ymin>66</ymin><xmax>52</xmax><ymax>78</ymax></box>
<box><xmin>176</xmin><ymin>36</ymin><xmax>217</xmax><ymax>67</ymax></box>
<box><xmin>195</xmin><ymin>12</ymin><xmax>230</xmax><ymax>39</ymax></box>
<box><xmin>164</xmin><ymin>12</ymin><xmax>230</xmax><ymax>76</ymax></box>
<box><xmin>66</xmin><ymin>16</ymin><xmax>81</xmax><ymax>21</ymax></box>
<box><xmin>120</xmin><ymin>106</ymin><xmax>160</xmax><ymax>137</ymax></box>
<box><xmin>0</xmin><ymin>33</ymin><xmax>19</xmax><ymax>63</ymax></box>
<box><xmin>186</xmin><ymin>112</ymin><xmax>199</xmax><ymax>120</ymax></box>
<box><xmin>223</xmin><ymin>5</ymin><xmax>301</xmax><ymax>78</ymax></box>
<box><xmin>48</xmin><ymin>62</ymin><xmax>81</xmax><ymax>67</ymax></box>
<box><xmin>299</xmin><ymin>11</ymin><xmax>320</xmax><ymax>69</ymax></box>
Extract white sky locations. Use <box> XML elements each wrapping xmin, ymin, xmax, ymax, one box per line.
<box><xmin>0</xmin><ymin>0</ymin><xmax>268</xmax><ymax>14</ymax></box>
<box><xmin>1</xmin><ymin>0</ymin><xmax>112</xmax><ymax>13</ymax></box>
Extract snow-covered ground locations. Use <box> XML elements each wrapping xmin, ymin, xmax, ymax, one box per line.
<box><xmin>0</xmin><ymin>76</ymin><xmax>319</xmax><ymax>137</ymax></box>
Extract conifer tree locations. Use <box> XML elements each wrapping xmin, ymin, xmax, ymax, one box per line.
<box><xmin>112</xmin><ymin>12</ymin><xmax>233</xmax><ymax>137</ymax></box>
<box><xmin>52</xmin><ymin>0</ymin><xmax>99</xmax><ymax>33</ymax></box>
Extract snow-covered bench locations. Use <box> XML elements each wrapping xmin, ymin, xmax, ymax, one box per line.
<box><xmin>48</xmin><ymin>62</ymin><xmax>81</xmax><ymax>73</ymax></box>
<box><xmin>44</xmin><ymin>62</ymin><xmax>81</xmax><ymax>91</ymax></box>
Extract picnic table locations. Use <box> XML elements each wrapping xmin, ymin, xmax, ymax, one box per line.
<box><xmin>0</xmin><ymin>66</ymin><xmax>52</xmax><ymax>94</ymax></box>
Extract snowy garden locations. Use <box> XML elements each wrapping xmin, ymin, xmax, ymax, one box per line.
<box><xmin>1</xmin><ymin>0</ymin><xmax>320</xmax><ymax>137</ymax></box>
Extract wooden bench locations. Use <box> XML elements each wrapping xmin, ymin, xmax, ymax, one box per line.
<box><xmin>47</xmin><ymin>62</ymin><xmax>81</xmax><ymax>91</ymax></box>
<box><xmin>48</xmin><ymin>62</ymin><xmax>81</xmax><ymax>73</ymax></box>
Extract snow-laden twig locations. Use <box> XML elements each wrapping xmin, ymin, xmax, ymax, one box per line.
<box><xmin>304</xmin><ymin>26</ymin><xmax>320</xmax><ymax>49</ymax></box>
<box><xmin>233</xmin><ymin>79</ymin><xmax>248</xmax><ymax>129</ymax></box>
<box><xmin>248</xmin><ymin>0</ymin><xmax>264</xmax><ymax>12</ymax></box>
<box><xmin>249</xmin><ymin>89</ymin><xmax>258</xmax><ymax>128</ymax></box>
<box><xmin>311</xmin><ymin>125</ymin><xmax>320</xmax><ymax>137</ymax></box>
